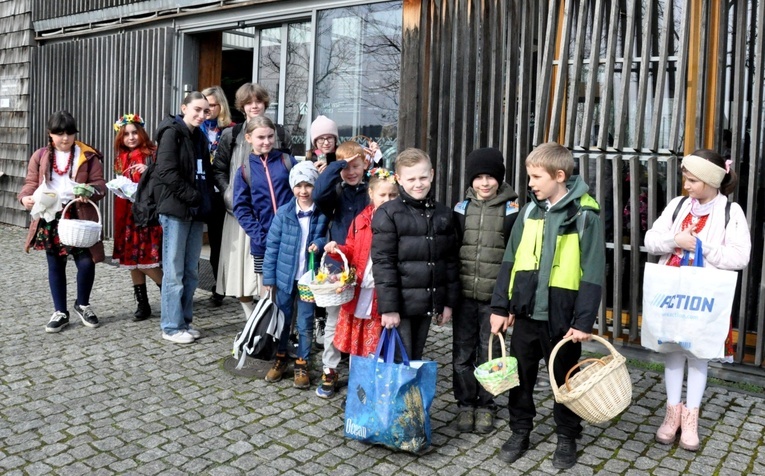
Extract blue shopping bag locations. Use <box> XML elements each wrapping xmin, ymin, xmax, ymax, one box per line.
<box><xmin>344</xmin><ymin>328</ymin><xmax>438</xmax><ymax>453</ymax></box>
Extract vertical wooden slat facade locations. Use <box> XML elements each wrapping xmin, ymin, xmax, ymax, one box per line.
<box><xmin>401</xmin><ymin>0</ymin><xmax>765</xmax><ymax>374</ymax></box>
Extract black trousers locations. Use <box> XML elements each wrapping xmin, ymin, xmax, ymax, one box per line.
<box><xmin>207</xmin><ymin>194</ymin><xmax>225</xmax><ymax>284</ymax></box>
<box><xmin>507</xmin><ymin>318</ymin><xmax>583</xmax><ymax>437</ymax></box>
<box><xmin>452</xmin><ymin>298</ymin><xmax>501</xmax><ymax>408</ymax></box>
<box><xmin>396</xmin><ymin>314</ymin><xmax>431</xmax><ymax>361</ymax></box>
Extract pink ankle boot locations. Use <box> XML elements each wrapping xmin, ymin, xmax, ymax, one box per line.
<box><xmin>680</xmin><ymin>405</ymin><xmax>700</xmax><ymax>451</ymax></box>
<box><xmin>656</xmin><ymin>402</ymin><xmax>683</xmax><ymax>444</ymax></box>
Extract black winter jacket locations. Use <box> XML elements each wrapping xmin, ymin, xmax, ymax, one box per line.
<box><xmin>371</xmin><ymin>188</ymin><xmax>461</xmax><ymax>317</ymax></box>
<box><xmin>154</xmin><ymin>115</ymin><xmax>212</xmax><ymax>220</ymax></box>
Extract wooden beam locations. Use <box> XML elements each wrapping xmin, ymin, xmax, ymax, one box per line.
<box><xmin>684</xmin><ymin>1</ymin><xmax>702</xmax><ymax>154</ymax></box>
<box><xmin>197</xmin><ymin>31</ymin><xmax>222</xmax><ymax>91</ymax></box>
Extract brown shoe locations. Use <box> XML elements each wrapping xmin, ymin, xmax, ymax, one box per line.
<box><xmin>294</xmin><ymin>359</ymin><xmax>310</xmax><ymax>389</ymax></box>
<box><xmin>265</xmin><ymin>355</ymin><xmax>288</xmax><ymax>382</ymax></box>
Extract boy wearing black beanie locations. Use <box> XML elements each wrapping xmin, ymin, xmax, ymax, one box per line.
<box><xmin>452</xmin><ymin>147</ymin><xmax>519</xmax><ymax>434</ymax></box>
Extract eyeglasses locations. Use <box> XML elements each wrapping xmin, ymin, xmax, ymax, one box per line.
<box><xmin>316</xmin><ymin>137</ymin><xmax>335</xmax><ymax>144</ymax></box>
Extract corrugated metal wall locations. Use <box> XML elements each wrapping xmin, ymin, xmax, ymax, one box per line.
<box><xmin>0</xmin><ymin>0</ymin><xmax>33</xmax><ymax>227</ymax></box>
<box><xmin>30</xmin><ymin>27</ymin><xmax>176</xmax><ymax>238</ymax></box>
<box><xmin>33</xmin><ymin>0</ymin><xmax>159</xmax><ymax>21</ymax></box>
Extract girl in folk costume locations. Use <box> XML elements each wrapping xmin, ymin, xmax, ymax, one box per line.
<box><xmin>18</xmin><ymin>111</ymin><xmax>106</xmax><ymax>333</ymax></box>
<box><xmin>112</xmin><ymin>114</ymin><xmax>163</xmax><ymax>321</ymax></box>
<box><xmin>645</xmin><ymin>149</ymin><xmax>751</xmax><ymax>452</ymax></box>
<box><xmin>324</xmin><ymin>168</ymin><xmax>398</xmax><ymax>357</ymax></box>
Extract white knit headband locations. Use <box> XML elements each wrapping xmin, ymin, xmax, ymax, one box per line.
<box><xmin>681</xmin><ymin>154</ymin><xmax>727</xmax><ymax>188</ymax></box>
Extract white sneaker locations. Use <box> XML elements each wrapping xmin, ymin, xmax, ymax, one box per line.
<box><xmin>162</xmin><ymin>331</ymin><xmax>194</xmax><ymax>344</ymax></box>
<box><xmin>186</xmin><ymin>327</ymin><xmax>201</xmax><ymax>339</ymax></box>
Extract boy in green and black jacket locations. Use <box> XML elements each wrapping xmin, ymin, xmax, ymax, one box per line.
<box><xmin>489</xmin><ymin>142</ymin><xmax>605</xmax><ymax>470</ymax></box>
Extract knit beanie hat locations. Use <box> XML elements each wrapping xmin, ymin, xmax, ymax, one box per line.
<box><xmin>465</xmin><ymin>147</ymin><xmax>506</xmax><ymax>183</ymax></box>
<box><xmin>289</xmin><ymin>160</ymin><xmax>319</xmax><ymax>189</ymax></box>
<box><xmin>310</xmin><ymin>115</ymin><xmax>339</xmax><ymax>146</ymax></box>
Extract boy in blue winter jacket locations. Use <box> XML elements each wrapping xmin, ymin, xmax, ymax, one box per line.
<box><xmin>312</xmin><ymin>141</ymin><xmax>369</xmax><ymax>398</ymax></box>
<box><xmin>263</xmin><ymin>161</ymin><xmax>328</xmax><ymax>389</ymax></box>
<box><xmin>490</xmin><ymin>142</ymin><xmax>605</xmax><ymax>470</ymax></box>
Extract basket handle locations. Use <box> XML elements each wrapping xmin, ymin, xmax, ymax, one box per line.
<box><xmin>319</xmin><ymin>247</ymin><xmax>349</xmax><ymax>274</ymax></box>
<box><xmin>60</xmin><ymin>198</ymin><xmax>102</xmax><ymax>225</ymax></box>
<box><xmin>563</xmin><ymin>358</ymin><xmax>606</xmax><ymax>392</ymax></box>
<box><xmin>548</xmin><ymin>334</ymin><xmax>619</xmax><ymax>399</ymax></box>
<box><xmin>487</xmin><ymin>332</ymin><xmax>507</xmax><ymax>361</ymax></box>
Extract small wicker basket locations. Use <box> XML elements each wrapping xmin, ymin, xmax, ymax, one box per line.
<box><xmin>308</xmin><ymin>249</ymin><xmax>355</xmax><ymax>307</ymax></box>
<box><xmin>297</xmin><ymin>252</ymin><xmax>316</xmax><ymax>303</ymax></box>
<box><xmin>58</xmin><ymin>199</ymin><xmax>102</xmax><ymax>248</ymax></box>
<box><xmin>549</xmin><ymin>335</ymin><xmax>633</xmax><ymax>424</ymax></box>
<box><xmin>474</xmin><ymin>333</ymin><xmax>519</xmax><ymax>396</ymax></box>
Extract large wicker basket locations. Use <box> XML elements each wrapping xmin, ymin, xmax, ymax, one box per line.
<box><xmin>474</xmin><ymin>333</ymin><xmax>519</xmax><ymax>396</ymax></box>
<box><xmin>549</xmin><ymin>334</ymin><xmax>632</xmax><ymax>424</ymax></box>
<box><xmin>58</xmin><ymin>199</ymin><xmax>102</xmax><ymax>248</ymax></box>
<box><xmin>308</xmin><ymin>249</ymin><xmax>355</xmax><ymax>307</ymax></box>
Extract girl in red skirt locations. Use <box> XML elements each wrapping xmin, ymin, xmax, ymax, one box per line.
<box><xmin>324</xmin><ymin>168</ymin><xmax>398</xmax><ymax>357</ymax></box>
<box><xmin>112</xmin><ymin>114</ymin><xmax>163</xmax><ymax>320</ymax></box>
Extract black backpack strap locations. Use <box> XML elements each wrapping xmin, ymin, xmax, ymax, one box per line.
<box><xmin>671</xmin><ymin>196</ymin><xmax>689</xmax><ymax>222</ymax></box>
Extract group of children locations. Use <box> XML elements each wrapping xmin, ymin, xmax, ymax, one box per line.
<box><xmin>19</xmin><ymin>104</ymin><xmax>750</xmax><ymax>468</ymax></box>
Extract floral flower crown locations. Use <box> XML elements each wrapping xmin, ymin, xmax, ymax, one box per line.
<box><xmin>367</xmin><ymin>167</ymin><xmax>396</xmax><ymax>183</ymax></box>
<box><xmin>113</xmin><ymin>114</ymin><xmax>145</xmax><ymax>132</ymax></box>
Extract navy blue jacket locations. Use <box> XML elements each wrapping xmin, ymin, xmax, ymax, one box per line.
<box><xmin>312</xmin><ymin>160</ymin><xmax>369</xmax><ymax>244</ymax></box>
<box><xmin>233</xmin><ymin>149</ymin><xmax>297</xmax><ymax>256</ymax></box>
<box><xmin>262</xmin><ymin>199</ymin><xmax>328</xmax><ymax>293</ymax></box>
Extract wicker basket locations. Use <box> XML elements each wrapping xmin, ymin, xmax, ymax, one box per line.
<box><xmin>474</xmin><ymin>333</ymin><xmax>519</xmax><ymax>396</ymax></box>
<box><xmin>58</xmin><ymin>199</ymin><xmax>102</xmax><ymax>248</ymax></box>
<box><xmin>308</xmin><ymin>249</ymin><xmax>355</xmax><ymax>307</ymax></box>
<box><xmin>549</xmin><ymin>335</ymin><xmax>633</xmax><ymax>424</ymax></box>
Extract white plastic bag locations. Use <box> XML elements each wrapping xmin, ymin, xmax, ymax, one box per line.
<box><xmin>641</xmin><ymin>262</ymin><xmax>738</xmax><ymax>359</ymax></box>
<box><xmin>30</xmin><ymin>176</ymin><xmax>62</xmax><ymax>221</ymax></box>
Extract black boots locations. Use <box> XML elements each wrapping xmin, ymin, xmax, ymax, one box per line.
<box><xmin>133</xmin><ymin>284</ymin><xmax>151</xmax><ymax>321</ymax></box>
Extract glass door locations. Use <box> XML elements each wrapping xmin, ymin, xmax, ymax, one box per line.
<box><xmin>257</xmin><ymin>22</ymin><xmax>312</xmax><ymax>157</ymax></box>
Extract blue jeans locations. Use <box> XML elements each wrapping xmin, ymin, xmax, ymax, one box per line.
<box><xmin>275</xmin><ymin>282</ymin><xmax>315</xmax><ymax>360</ymax></box>
<box><xmin>159</xmin><ymin>214</ymin><xmax>203</xmax><ymax>335</ymax></box>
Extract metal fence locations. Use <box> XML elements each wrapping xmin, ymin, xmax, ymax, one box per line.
<box><xmin>30</xmin><ymin>27</ymin><xmax>176</xmax><ymax>238</ymax></box>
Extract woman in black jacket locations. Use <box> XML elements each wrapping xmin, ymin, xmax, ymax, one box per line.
<box><xmin>154</xmin><ymin>91</ymin><xmax>212</xmax><ymax>344</ymax></box>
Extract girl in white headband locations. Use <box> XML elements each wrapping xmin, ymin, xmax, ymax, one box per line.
<box><xmin>644</xmin><ymin>149</ymin><xmax>751</xmax><ymax>452</ymax></box>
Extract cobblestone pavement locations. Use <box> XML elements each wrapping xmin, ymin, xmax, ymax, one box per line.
<box><xmin>1</xmin><ymin>222</ymin><xmax>764</xmax><ymax>475</ymax></box>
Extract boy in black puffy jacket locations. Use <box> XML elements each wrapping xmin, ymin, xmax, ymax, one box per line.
<box><xmin>371</xmin><ymin>148</ymin><xmax>460</xmax><ymax>360</ymax></box>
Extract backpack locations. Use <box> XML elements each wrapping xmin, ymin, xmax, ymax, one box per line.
<box><xmin>520</xmin><ymin>198</ymin><xmax>592</xmax><ymax>242</ymax></box>
<box><xmin>454</xmin><ymin>198</ymin><xmax>519</xmax><ymax>247</ymax></box>
<box><xmin>232</xmin><ymin>296</ymin><xmax>284</xmax><ymax>367</ymax></box>
<box><xmin>132</xmin><ymin>153</ymin><xmax>159</xmax><ymax>227</ymax></box>
<box><xmin>671</xmin><ymin>195</ymin><xmax>731</xmax><ymax>227</ymax></box>
<box><xmin>240</xmin><ymin>152</ymin><xmax>293</xmax><ymax>187</ymax></box>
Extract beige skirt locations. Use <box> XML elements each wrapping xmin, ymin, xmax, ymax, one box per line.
<box><xmin>216</xmin><ymin>213</ymin><xmax>260</xmax><ymax>298</ymax></box>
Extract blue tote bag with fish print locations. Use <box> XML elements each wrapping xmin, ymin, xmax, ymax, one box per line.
<box><xmin>344</xmin><ymin>328</ymin><xmax>438</xmax><ymax>453</ymax></box>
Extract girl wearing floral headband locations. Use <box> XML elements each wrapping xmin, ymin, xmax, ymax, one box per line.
<box><xmin>324</xmin><ymin>167</ymin><xmax>398</xmax><ymax>363</ymax></box>
<box><xmin>645</xmin><ymin>148</ymin><xmax>751</xmax><ymax>452</ymax></box>
<box><xmin>112</xmin><ymin>113</ymin><xmax>163</xmax><ymax>321</ymax></box>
